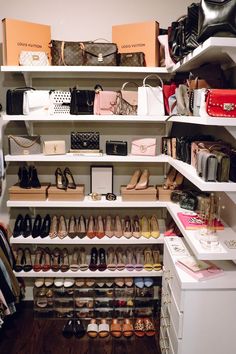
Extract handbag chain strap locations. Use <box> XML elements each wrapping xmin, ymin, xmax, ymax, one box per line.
<box><xmin>8</xmin><ymin>135</ymin><xmax>40</xmax><ymax>148</ymax></box>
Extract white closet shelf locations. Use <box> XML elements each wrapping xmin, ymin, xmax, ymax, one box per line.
<box><xmin>1</xmin><ymin>113</ymin><xmax>168</xmax><ymax>123</ymax></box>
<box><xmin>168</xmin><ymin>115</ymin><xmax>236</xmax><ymax>127</ymax></box>
<box><xmin>167</xmin><ymin>203</ymin><xmax>236</xmax><ymax>261</ymax></box>
<box><xmin>6</xmin><ymin>196</ymin><xmax>167</xmax><ymax>208</ymax></box>
<box><xmin>167</xmin><ymin>157</ymin><xmax>236</xmax><ymax>192</ymax></box>
<box><xmin>4</xmin><ymin>153</ymin><xmax>168</xmax><ymax>163</ymax></box>
<box><xmin>10</xmin><ymin>234</ymin><xmax>165</xmax><ymax>245</ymax></box>
<box><xmin>13</xmin><ymin>269</ymin><xmax>163</xmax><ymax>278</ymax></box>
<box><xmin>172</xmin><ymin>37</ymin><xmax>236</xmax><ymax>72</ymax></box>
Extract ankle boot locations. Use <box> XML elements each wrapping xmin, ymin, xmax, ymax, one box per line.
<box><xmin>18</xmin><ymin>166</ymin><xmax>30</xmax><ymax>189</ymax></box>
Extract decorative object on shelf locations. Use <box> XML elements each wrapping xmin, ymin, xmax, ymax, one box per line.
<box><xmin>105</xmin><ymin>193</ymin><xmax>117</xmax><ymax>201</ymax></box>
<box><xmin>105</xmin><ymin>140</ymin><xmax>127</xmax><ymax>156</ymax></box>
<box><xmin>80</xmin><ymin>40</ymin><xmax>118</xmax><ymax>66</ymax></box>
<box><xmin>19</xmin><ymin>51</ymin><xmax>49</xmax><ymax>66</ymax></box>
<box><xmin>118</xmin><ymin>52</ymin><xmax>145</xmax><ymax>66</ymax></box>
<box><xmin>70</xmin><ymin>131</ymin><xmax>100</xmax><ymax>151</ymax></box>
<box><xmin>49</xmin><ymin>90</ymin><xmax>71</xmax><ymax>115</ymax></box>
<box><xmin>131</xmin><ymin>138</ymin><xmax>156</xmax><ymax>156</ymax></box>
<box><xmin>205</xmin><ymin>89</ymin><xmax>236</xmax><ymax>118</ymax></box>
<box><xmin>6</xmin><ymin>87</ymin><xmax>35</xmax><ymax>115</ymax></box>
<box><xmin>137</xmin><ymin>74</ymin><xmax>165</xmax><ymax>116</ymax></box>
<box><xmin>112</xmin><ymin>82</ymin><xmax>138</xmax><ymax>115</ymax></box>
<box><xmin>23</xmin><ymin>90</ymin><xmax>50</xmax><ymax>115</ymax></box>
<box><xmin>198</xmin><ymin>0</ymin><xmax>236</xmax><ymax>43</ymax></box>
<box><xmin>50</xmin><ymin>40</ymin><xmax>84</xmax><ymax>66</ymax></box>
<box><xmin>8</xmin><ymin>135</ymin><xmax>41</xmax><ymax>155</ymax></box>
<box><xmin>70</xmin><ymin>87</ymin><xmax>95</xmax><ymax>115</ymax></box>
<box><xmin>88</xmin><ymin>192</ymin><xmax>102</xmax><ymax>201</ymax></box>
<box><xmin>43</xmin><ymin>140</ymin><xmax>66</xmax><ymax>155</ymax></box>
<box><xmin>90</xmin><ymin>165</ymin><xmax>113</xmax><ymax>195</ymax></box>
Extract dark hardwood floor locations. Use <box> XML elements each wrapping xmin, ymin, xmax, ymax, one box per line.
<box><xmin>0</xmin><ymin>303</ymin><xmax>161</xmax><ymax>354</ymax></box>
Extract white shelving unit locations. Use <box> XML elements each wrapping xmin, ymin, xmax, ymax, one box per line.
<box><xmin>168</xmin><ymin>115</ymin><xmax>236</xmax><ymax>127</ymax></box>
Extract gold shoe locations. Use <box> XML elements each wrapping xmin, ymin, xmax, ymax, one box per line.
<box><xmin>163</xmin><ymin>167</ymin><xmax>177</xmax><ymax>190</ymax></box>
<box><xmin>58</xmin><ymin>215</ymin><xmax>67</xmax><ymax>239</ymax></box>
<box><xmin>141</xmin><ymin>216</ymin><xmax>151</xmax><ymax>238</ymax></box>
<box><xmin>49</xmin><ymin>215</ymin><xmax>58</xmax><ymax>239</ymax></box>
<box><xmin>126</xmin><ymin>169</ymin><xmax>142</xmax><ymax>190</ymax></box>
<box><xmin>149</xmin><ymin>215</ymin><xmax>160</xmax><ymax>238</ymax></box>
<box><xmin>135</xmin><ymin>169</ymin><xmax>150</xmax><ymax>190</ymax></box>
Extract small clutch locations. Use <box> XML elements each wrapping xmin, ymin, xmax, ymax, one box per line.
<box><xmin>131</xmin><ymin>138</ymin><xmax>156</xmax><ymax>156</ymax></box>
<box><xmin>106</xmin><ymin>141</ymin><xmax>128</xmax><ymax>156</ymax></box>
<box><xmin>43</xmin><ymin>140</ymin><xmax>66</xmax><ymax>155</ymax></box>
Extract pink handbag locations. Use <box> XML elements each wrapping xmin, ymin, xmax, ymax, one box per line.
<box><xmin>93</xmin><ymin>91</ymin><xmax>117</xmax><ymax>115</ymax></box>
<box><xmin>131</xmin><ymin>138</ymin><xmax>157</xmax><ymax>156</ymax></box>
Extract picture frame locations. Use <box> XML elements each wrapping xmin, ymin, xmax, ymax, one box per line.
<box><xmin>90</xmin><ymin>165</ymin><xmax>113</xmax><ymax>195</ymax></box>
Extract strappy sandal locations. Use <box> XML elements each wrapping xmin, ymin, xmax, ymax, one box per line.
<box><xmin>89</xmin><ymin>247</ymin><xmax>98</xmax><ymax>271</ymax></box>
<box><xmin>98</xmin><ymin>248</ymin><xmax>107</xmax><ymax>272</ymax></box>
<box><xmin>144</xmin><ymin>248</ymin><xmax>154</xmax><ymax>271</ymax></box>
<box><xmin>132</xmin><ymin>215</ymin><xmax>141</xmax><ymax>238</ymax></box>
<box><xmin>135</xmin><ymin>247</ymin><xmax>144</xmax><ymax>271</ymax></box>
<box><xmin>123</xmin><ymin>318</ymin><xmax>134</xmax><ymax>337</ymax></box>
<box><xmin>134</xmin><ymin>318</ymin><xmax>145</xmax><ymax>337</ymax></box>
<box><xmin>123</xmin><ymin>216</ymin><xmax>132</xmax><ymax>238</ymax></box>
<box><xmin>58</xmin><ymin>215</ymin><xmax>67</xmax><ymax>239</ymax></box>
<box><xmin>33</xmin><ymin>247</ymin><xmax>43</xmax><ymax>272</ymax></box>
<box><xmin>110</xmin><ymin>319</ymin><xmax>122</xmax><ymax>338</ymax></box>
<box><xmin>107</xmin><ymin>247</ymin><xmax>117</xmax><ymax>271</ymax></box>
<box><xmin>149</xmin><ymin>215</ymin><xmax>160</xmax><ymax>238</ymax></box>
<box><xmin>143</xmin><ymin>317</ymin><xmax>155</xmax><ymax>336</ymax></box>
<box><xmin>79</xmin><ymin>247</ymin><xmax>89</xmax><ymax>271</ymax></box>
<box><xmin>61</xmin><ymin>248</ymin><xmax>70</xmax><ymax>272</ymax></box>
<box><xmin>42</xmin><ymin>248</ymin><xmax>51</xmax><ymax>272</ymax></box>
<box><xmin>152</xmin><ymin>248</ymin><xmax>162</xmax><ymax>271</ymax></box>
<box><xmin>126</xmin><ymin>248</ymin><xmax>135</xmax><ymax>271</ymax></box>
<box><xmin>70</xmin><ymin>247</ymin><xmax>79</xmax><ymax>271</ymax></box>
<box><xmin>15</xmin><ymin>248</ymin><xmax>24</xmax><ymax>272</ymax></box>
<box><xmin>68</xmin><ymin>216</ymin><xmax>77</xmax><ymax>238</ymax></box>
<box><xmin>51</xmin><ymin>247</ymin><xmax>61</xmax><ymax>272</ymax></box>
<box><xmin>116</xmin><ymin>247</ymin><xmax>126</xmax><ymax>271</ymax></box>
<box><xmin>23</xmin><ymin>248</ymin><xmax>33</xmax><ymax>272</ymax></box>
<box><xmin>49</xmin><ymin>215</ymin><xmax>58</xmax><ymax>239</ymax></box>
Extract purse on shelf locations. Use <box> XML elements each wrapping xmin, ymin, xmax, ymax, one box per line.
<box><xmin>131</xmin><ymin>138</ymin><xmax>156</xmax><ymax>156</ymax></box>
<box><xmin>70</xmin><ymin>87</ymin><xmax>95</xmax><ymax>115</ymax></box>
<box><xmin>229</xmin><ymin>149</ymin><xmax>236</xmax><ymax>182</ymax></box>
<box><xmin>137</xmin><ymin>74</ymin><xmax>165</xmax><ymax>116</ymax></box>
<box><xmin>196</xmin><ymin>150</ymin><xmax>218</xmax><ymax>181</ymax></box>
<box><xmin>118</xmin><ymin>52</ymin><xmax>145</xmax><ymax>66</ymax></box>
<box><xmin>81</xmin><ymin>40</ymin><xmax>118</xmax><ymax>66</ymax></box>
<box><xmin>19</xmin><ymin>51</ymin><xmax>49</xmax><ymax>66</ymax></box>
<box><xmin>179</xmin><ymin>191</ymin><xmax>198</xmax><ymax>211</ymax></box>
<box><xmin>8</xmin><ymin>135</ymin><xmax>41</xmax><ymax>155</ymax></box>
<box><xmin>49</xmin><ymin>90</ymin><xmax>71</xmax><ymax>115</ymax></box>
<box><xmin>163</xmin><ymin>82</ymin><xmax>177</xmax><ymax>115</ymax></box>
<box><xmin>175</xmin><ymin>84</ymin><xmax>191</xmax><ymax>116</ymax></box>
<box><xmin>6</xmin><ymin>87</ymin><xmax>35</xmax><ymax>115</ymax></box>
<box><xmin>106</xmin><ymin>141</ymin><xmax>128</xmax><ymax>156</ymax></box>
<box><xmin>43</xmin><ymin>141</ymin><xmax>66</xmax><ymax>155</ymax></box>
<box><xmin>113</xmin><ymin>82</ymin><xmax>138</xmax><ymax>115</ymax></box>
<box><xmin>211</xmin><ymin>150</ymin><xmax>230</xmax><ymax>182</ymax></box>
<box><xmin>23</xmin><ymin>90</ymin><xmax>50</xmax><ymax>115</ymax></box>
<box><xmin>70</xmin><ymin>132</ymin><xmax>100</xmax><ymax>150</ymax></box>
<box><xmin>170</xmin><ymin>190</ymin><xmax>189</xmax><ymax>203</ymax></box>
<box><xmin>198</xmin><ymin>0</ymin><xmax>236</xmax><ymax>43</ymax></box>
<box><xmin>93</xmin><ymin>88</ymin><xmax>117</xmax><ymax>115</ymax></box>
<box><xmin>50</xmin><ymin>40</ymin><xmax>84</xmax><ymax>66</ymax></box>
<box><xmin>205</xmin><ymin>89</ymin><xmax>236</xmax><ymax>118</ymax></box>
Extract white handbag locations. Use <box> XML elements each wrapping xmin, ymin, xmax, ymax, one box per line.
<box><xmin>23</xmin><ymin>90</ymin><xmax>50</xmax><ymax>115</ymax></box>
<box><xmin>43</xmin><ymin>140</ymin><xmax>66</xmax><ymax>155</ymax></box>
<box><xmin>19</xmin><ymin>51</ymin><xmax>49</xmax><ymax>66</ymax></box>
<box><xmin>49</xmin><ymin>91</ymin><xmax>71</xmax><ymax>115</ymax></box>
<box><xmin>138</xmin><ymin>74</ymin><xmax>165</xmax><ymax>116</ymax></box>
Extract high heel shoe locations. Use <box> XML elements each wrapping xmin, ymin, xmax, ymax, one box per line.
<box><xmin>58</xmin><ymin>215</ymin><xmax>67</xmax><ymax>239</ymax></box>
<box><xmin>123</xmin><ymin>216</ymin><xmax>132</xmax><ymax>239</ymax></box>
<box><xmin>70</xmin><ymin>247</ymin><xmax>79</xmax><ymax>271</ymax></box>
<box><xmin>141</xmin><ymin>216</ymin><xmax>151</xmax><ymax>238</ymax></box>
<box><xmin>96</xmin><ymin>215</ymin><xmax>105</xmax><ymax>239</ymax></box>
<box><xmin>163</xmin><ymin>167</ymin><xmax>177</xmax><ymax>190</ymax></box>
<box><xmin>42</xmin><ymin>248</ymin><xmax>51</xmax><ymax>272</ymax></box>
<box><xmin>51</xmin><ymin>247</ymin><xmax>61</xmax><ymax>272</ymax></box>
<box><xmin>77</xmin><ymin>215</ymin><xmax>86</xmax><ymax>239</ymax></box>
<box><xmin>114</xmin><ymin>215</ymin><xmax>123</xmax><ymax>238</ymax></box>
<box><xmin>29</xmin><ymin>165</ymin><xmax>41</xmax><ymax>188</ymax></box>
<box><xmin>22</xmin><ymin>214</ymin><xmax>32</xmax><ymax>238</ymax></box>
<box><xmin>104</xmin><ymin>215</ymin><xmax>114</xmax><ymax>238</ymax></box>
<box><xmin>33</xmin><ymin>247</ymin><xmax>44</xmax><ymax>272</ymax></box>
<box><xmin>98</xmin><ymin>248</ymin><xmax>107</xmax><ymax>272</ymax></box>
<box><xmin>64</xmin><ymin>167</ymin><xmax>76</xmax><ymax>189</ymax></box>
<box><xmin>68</xmin><ymin>216</ymin><xmax>77</xmax><ymax>238</ymax></box>
<box><xmin>18</xmin><ymin>166</ymin><xmax>30</xmax><ymax>189</ymax></box>
<box><xmin>13</xmin><ymin>214</ymin><xmax>24</xmax><ymax>238</ymax></box>
<box><xmin>32</xmin><ymin>214</ymin><xmax>42</xmax><ymax>238</ymax></box>
<box><xmin>89</xmin><ymin>247</ymin><xmax>98</xmax><ymax>271</ymax></box>
<box><xmin>61</xmin><ymin>248</ymin><xmax>70</xmax><ymax>272</ymax></box>
<box><xmin>144</xmin><ymin>248</ymin><xmax>154</xmax><ymax>271</ymax></box>
<box><xmin>55</xmin><ymin>167</ymin><xmax>67</xmax><ymax>190</ymax></box>
<box><xmin>149</xmin><ymin>215</ymin><xmax>160</xmax><ymax>238</ymax></box>
<box><xmin>79</xmin><ymin>247</ymin><xmax>88</xmax><ymax>271</ymax></box>
<box><xmin>132</xmin><ymin>216</ymin><xmax>141</xmax><ymax>238</ymax></box>
<box><xmin>40</xmin><ymin>214</ymin><xmax>51</xmax><ymax>238</ymax></box>
<box><xmin>49</xmin><ymin>215</ymin><xmax>58</xmax><ymax>239</ymax></box>
<box><xmin>135</xmin><ymin>169</ymin><xmax>150</xmax><ymax>190</ymax></box>
<box><xmin>126</xmin><ymin>169</ymin><xmax>142</xmax><ymax>190</ymax></box>
<box><xmin>14</xmin><ymin>248</ymin><xmax>24</xmax><ymax>272</ymax></box>
<box><xmin>87</xmin><ymin>216</ymin><xmax>95</xmax><ymax>239</ymax></box>
<box><xmin>171</xmin><ymin>172</ymin><xmax>184</xmax><ymax>190</ymax></box>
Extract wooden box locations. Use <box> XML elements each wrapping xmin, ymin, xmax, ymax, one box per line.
<box><xmin>120</xmin><ymin>185</ymin><xmax>157</xmax><ymax>201</ymax></box>
<box><xmin>9</xmin><ymin>184</ymin><xmax>49</xmax><ymax>201</ymax></box>
<box><xmin>157</xmin><ymin>186</ymin><xmax>172</xmax><ymax>201</ymax></box>
<box><xmin>47</xmin><ymin>185</ymin><xmax>85</xmax><ymax>201</ymax></box>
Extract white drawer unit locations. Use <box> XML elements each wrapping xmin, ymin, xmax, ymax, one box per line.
<box><xmin>160</xmin><ymin>236</ymin><xmax>236</xmax><ymax>354</ymax></box>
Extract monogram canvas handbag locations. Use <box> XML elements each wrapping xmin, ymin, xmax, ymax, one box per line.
<box><xmin>8</xmin><ymin>135</ymin><xmax>41</xmax><ymax>155</ymax></box>
<box><xmin>50</xmin><ymin>40</ymin><xmax>84</xmax><ymax>66</ymax></box>
<box><xmin>81</xmin><ymin>40</ymin><xmax>118</xmax><ymax>66</ymax></box>
<box><xmin>19</xmin><ymin>51</ymin><xmax>49</xmax><ymax>66</ymax></box>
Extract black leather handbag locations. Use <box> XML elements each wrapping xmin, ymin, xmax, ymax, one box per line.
<box><xmin>70</xmin><ymin>132</ymin><xmax>100</xmax><ymax>150</ymax></box>
<box><xmin>6</xmin><ymin>87</ymin><xmax>35</xmax><ymax>115</ymax></box>
<box><xmin>70</xmin><ymin>87</ymin><xmax>95</xmax><ymax>115</ymax></box>
<box><xmin>198</xmin><ymin>0</ymin><xmax>236</xmax><ymax>42</ymax></box>
<box><xmin>106</xmin><ymin>141</ymin><xmax>128</xmax><ymax>156</ymax></box>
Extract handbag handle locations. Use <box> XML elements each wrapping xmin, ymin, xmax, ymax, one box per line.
<box><xmin>13</xmin><ymin>87</ymin><xmax>35</xmax><ymax>91</ymax></box>
<box><xmin>8</xmin><ymin>135</ymin><xmax>40</xmax><ymax>148</ymax></box>
<box><xmin>91</xmin><ymin>38</ymin><xmax>111</xmax><ymax>43</ymax></box>
<box><xmin>121</xmin><ymin>82</ymin><xmax>139</xmax><ymax>90</ymax></box>
<box><xmin>143</xmin><ymin>74</ymin><xmax>163</xmax><ymax>88</ymax></box>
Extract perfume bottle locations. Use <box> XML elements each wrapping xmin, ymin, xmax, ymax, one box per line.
<box><xmin>199</xmin><ymin>193</ymin><xmax>219</xmax><ymax>249</ymax></box>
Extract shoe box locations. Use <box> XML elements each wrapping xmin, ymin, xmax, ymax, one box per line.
<box><xmin>47</xmin><ymin>185</ymin><xmax>85</xmax><ymax>201</ymax></box>
<box><xmin>8</xmin><ymin>183</ymin><xmax>49</xmax><ymax>201</ymax></box>
<box><xmin>120</xmin><ymin>185</ymin><xmax>157</xmax><ymax>201</ymax></box>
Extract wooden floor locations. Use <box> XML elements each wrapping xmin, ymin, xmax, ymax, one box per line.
<box><xmin>0</xmin><ymin>304</ymin><xmax>161</xmax><ymax>354</ymax></box>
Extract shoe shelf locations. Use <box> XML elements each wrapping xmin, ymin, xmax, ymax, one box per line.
<box><xmin>14</xmin><ymin>269</ymin><xmax>163</xmax><ymax>278</ymax></box>
<box><xmin>4</xmin><ymin>153</ymin><xmax>169</xmax><ymax>163</ymax></box>
<box><xmin>1</xmin><ymin>113</ymin><xmax>168</xmax><ymax>123</ymax></box>
<box><xmin>168</xmin><ymin>115</ymin><xmax>236</xmax><ymax>127</ymax></box>
<box><xmin>167</xmin><ymin>203</ymin><xmax>236</xmax><ymax>261</ymax></box>
<box><xmin>6</xmin><ymin>196</ymin><xmax>167</xmax><ymax>208</ymax></box>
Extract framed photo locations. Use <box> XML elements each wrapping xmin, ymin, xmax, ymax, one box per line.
<box><xmin>90</xmin><ymin>165</ymin><xmax>113</xmax><ymax>195</ymax></box>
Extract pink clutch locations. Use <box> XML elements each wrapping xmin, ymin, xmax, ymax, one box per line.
<box><xmin>131</xmin><ymin>138</ymin><xmax>156</xmax><ymax>156</ymax></box>
<box><xmin>94</xmin><ymin>91</ymin><xmax>117</xmax><ymax>115</ymax></box>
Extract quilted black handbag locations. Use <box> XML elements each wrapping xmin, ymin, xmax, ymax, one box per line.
<box><xmin>70</xmin><ymin>132</ymin><xmax>100</xmax><ymax>150</ymax></box>
<box><xmin>70</xmin><ymin>87</ymin><xmax>95</xmax><ymax>115</ymax></box>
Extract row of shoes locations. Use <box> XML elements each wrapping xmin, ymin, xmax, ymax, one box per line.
<box><xmin>15</xmin><ymin>246</ymin><xmax>162</xmax><ymax>273</ymax></box>
<box><xmin>62</xmin><ymin>317</ymin><xmax>155</xmax><ymax>338</ymax></box>
<box><xmin>13</xmin><ymin>214</ymin><xmax>160</xmax><ymax>239</ymax></box>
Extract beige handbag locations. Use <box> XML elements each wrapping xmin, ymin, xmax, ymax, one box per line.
<box><xmin>43</xmin><ymin>141</ymin><xmax>66</xmax><ymax>155</ymax></box>
<box><xmin>8</xmin><ymin>135</ymin><xmax>41</xmax><ymax>155</ymax></box>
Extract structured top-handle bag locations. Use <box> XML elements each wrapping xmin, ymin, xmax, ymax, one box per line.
<box><xmin>113</xmin><ymin>82</ymin><xmax>138</xmax><ymax>115</ymax></box>
<box><xmin>138</xmin><ymin>74</ymin><xmax>165</xmax><ymax>116</ymax></box>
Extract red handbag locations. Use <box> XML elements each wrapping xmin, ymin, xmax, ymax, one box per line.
<box><xmin>163</xmin><ymin>82</ymin><xmax>177</xmax><ymax>115</ymax></box>
<box><xmin>206</xmin><ymin>89</ymin><xmax>236</xmax><ymax>118</ymax></box>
